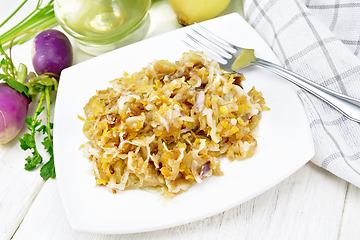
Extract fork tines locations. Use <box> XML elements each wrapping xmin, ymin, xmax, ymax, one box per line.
<box><xmin>183</xmin><ymin>23</ymin><xmax>237</xmax><ymax>64</ymax></box>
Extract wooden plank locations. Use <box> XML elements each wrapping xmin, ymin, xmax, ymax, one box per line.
<box><xmin>0</xmin><ymin>123</ymin><xmax>45</xmax><ymax>240</ymax></box>
<box><xmin>338</xmin><ymin>184</ymin><xmax>360</xmax><ymax>240</ymax></box>
<box><xmin>12</xmin><ymin>162</ymin><xmax>348</xmax><ymax>240</ymax></box>
<box><xmin>0</xmin><ymin>146</ymin><xmax>44</xmax><ymax>240</ymax></box>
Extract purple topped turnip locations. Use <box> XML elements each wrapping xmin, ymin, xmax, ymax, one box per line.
<box><xmin>0</xmin><ymin>83</ymin><xmax>29</xmax><ymax>144</ymax></box>
<box><xmin>32</xmin><ymin>29</ymin><xmax>73</xmax><ymax>76</ymax></box>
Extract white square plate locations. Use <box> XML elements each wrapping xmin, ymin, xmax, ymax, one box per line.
<box><xmin>54</xmin><ymin>13</ymin><xmax>314</xmax><ymax>234</ymax></box>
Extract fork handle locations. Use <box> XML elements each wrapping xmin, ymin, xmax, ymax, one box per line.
<box><xmin>253</xmin><ymin>58</ymin><xmax>360</xmax><ymax>122</ymax></box>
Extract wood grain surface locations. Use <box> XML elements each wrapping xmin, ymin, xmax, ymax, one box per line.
<box><xmin>1</xmin><ymin>1</ymin><xmax>359</xmax><ymax>240</ymax></box>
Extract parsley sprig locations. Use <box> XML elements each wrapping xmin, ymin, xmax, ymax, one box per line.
<box><xmin>19</xmin><ymin>85</ymin><xmax>56</xmax><ymax>180</ymax></box>
<box><xmin>20</xmin><ymin>92</ymin><xmax>45</xmax><ymax>171</ymax></box>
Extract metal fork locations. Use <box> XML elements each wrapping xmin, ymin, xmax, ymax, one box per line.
<box><xmin>184</xmin><ymin>23</ymin><xmax>360</xmax><ymax>123</ymax></box>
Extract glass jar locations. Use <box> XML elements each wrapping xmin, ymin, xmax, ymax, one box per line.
<box><xmin>54</xmin><ymin>0</ymin><xmax>151</xmax><ymax>56</ymax></box>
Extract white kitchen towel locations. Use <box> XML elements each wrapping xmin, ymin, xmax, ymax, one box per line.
<box><xmin>243</xmin><ymin>0</ymin><xmax>360</xmax><ymax>188</ymax></box>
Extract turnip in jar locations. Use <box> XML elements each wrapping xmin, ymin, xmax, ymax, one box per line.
<box><xmin>0</xmin><ymin>83</ymin><xmax>29</xmax><ymax>144</ymax></box>
<box><xmin>32</xmin><ymin>29</ymin><xmax>73</xmax><ymax>76</ymax></box>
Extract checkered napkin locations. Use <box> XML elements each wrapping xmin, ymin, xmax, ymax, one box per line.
<box><xmin>243</xmin><ymin>0</ymin><xmax>360</xmax><ymax>188</ymax></box>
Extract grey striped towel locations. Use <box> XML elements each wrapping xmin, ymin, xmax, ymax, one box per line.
<box><xmin>244</xmin><ymin>0</ymin><xmax>360</xmax><ymax>188</ymax></box>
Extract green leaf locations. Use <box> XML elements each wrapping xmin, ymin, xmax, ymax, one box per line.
<box><xmin>40</xmin><ymin>157</ymin><xmax>56</xmax><ymax>180</ymax></box>
<box><xmin>37</xmin><ymin>125</ymin><xmax>47</xmax><ymax>134</ymax></box>
<box><xmin>4</xmin><ymin>78</ymin><xmax>31</xmax><ymax>99</ymax></box>
<box><xmin>25</xmin><ymin>116</ymin><xmax>32</xmax><ymax>125</ymax></box>
<box><xmin>42</xmin><ymin>139</ymin><xmax>52</xmax><ymax>151</ymax></box>
<box><xmin>24</xmin><ymin>151</ymin><xmax>43</xmax><ymax>170</ymax></box>
<box><xmin>19</xmin><ymin>133</ymin><xmax>35</xmax><ymax>150</ymax></box>
<box><xmin>33</xmin><ymin>119</ymin><xmax>42</xmax><ymax>129</ymax></box>
<box><xmin>42</xmin><ymin>136</ymin><xmax>53</xmax><ymax>155</ymax></box>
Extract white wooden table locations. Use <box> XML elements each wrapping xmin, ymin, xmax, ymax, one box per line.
<box><xmin>1</xmin><ymin>1</ymin><xmax>360</xmax><ymax>240</ymax></box>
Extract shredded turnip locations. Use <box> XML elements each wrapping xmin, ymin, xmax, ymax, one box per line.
<box><xmin>196</xmin><ymin>91</ymin><xmax>205</xmax><ymax>113</ymax></box>
<box><xmin>81</xmin><ymin>51</ymin><xmax>268</xmax><ymax>196</ymax></box>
